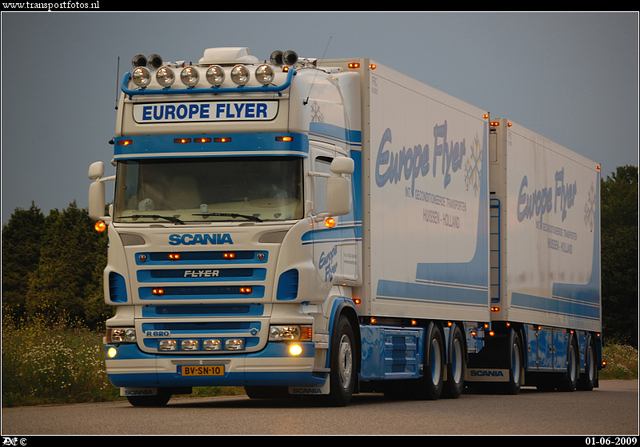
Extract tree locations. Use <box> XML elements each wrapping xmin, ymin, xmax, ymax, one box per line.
<box><xmin>25</xmin><ymin>201</ymin><xmax>110</xmax><ymax>327</ymax></box>
<box><xmin>2</xmin><ymin>202</ymin><xmax>45</xmax><ymax>319</ymax></box>
<box><xmin>600</xmin><ymin>165</ymin><xmax>638</xmax><ymax>347</ymax></box>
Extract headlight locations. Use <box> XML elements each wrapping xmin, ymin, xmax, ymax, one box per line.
<box><xmin>230</xmin><ymin>64</ymin><xmax>249</xmax><ymax>86</ymax></box>
<box><xmin>155</xmin><ymin>66</ymin><xmax>175</xmax><ymax>87</ymax></box>
<box><xmin>255</xmin><ymin>64</ymin><xmax>275</xmax><ymax>85</ymax></box>
<box><xmin>180</xmin><ymin>66</ymin><xmax>199</xmax><ymax>87</ymax></box>
<box><xmin>131</xmin><ymin>66</ymin><xmax>151</xmax><ymax>88</ymax></box>
<box><xmin>269</xmin><ymin>325</ymin><xmax>312</xmax><ymax>342</ymax></box>
<box><xmin>107</xmin><ymin>327</ymin><xmax>137</xmax><ymax>343</ymax></box>
<box><xmin>205</xmin><ymin>65</ymin><xmax>225</xmax><ymax>86</ymax></box>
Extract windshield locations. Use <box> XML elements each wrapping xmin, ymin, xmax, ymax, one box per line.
<box><xmin>114</xmin><ymin>156</ymin><xmax>303</xmax><ymax>223</ymax></box>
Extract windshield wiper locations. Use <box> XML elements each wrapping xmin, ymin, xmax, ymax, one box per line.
<box><xmin>123</xmin><ymin>214</ymin><xmax>185</xmax><ymax>225</ymax></box>
<box><xmin>193</xmin><ymin>212</ymin><xmax>263</xmax><ymax>223</ymax></box>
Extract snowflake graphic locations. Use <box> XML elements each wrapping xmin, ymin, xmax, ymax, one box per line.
<box><xmin>464</xmin><ymin>134</ymin><xmax>483</xmax><ymax>196</ymax></box>
<box><xmin>584</xmin><ymin>182</ymin><xmax>596</xmax><ymax>232</ymax></box>
<box><xmin>310</xmin><ymin>101</ymin><xmax>324</xmax><ymax>123</ymax></box>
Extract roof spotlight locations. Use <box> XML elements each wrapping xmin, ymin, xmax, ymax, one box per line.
<box><xmin>255</xmin><ymin>64</ymin><xmax>275</xmax><ymax>85</ymax></box>
<box><xmin>230</xmin><ymin>64</ymin><xmax>250</xmax><ymax>86</ymax></box>
<box><xmin>131</xmin><ymin>66</ymin><xmax>151</xmax><ymax>88</ymax></box>
<box><xmin>156</xmin><ymin>66</ymin><xmax>175</xmax><ymax>87</ymax></box>
<box><xmin>180</xmin><ymin>66</ymin><xmax>199</xmax><ymax>87</ymax></box>
<box><xmin>205</xmin><ymin>65</ymin><xmax>225</xmax><ymax>87</ymax></box>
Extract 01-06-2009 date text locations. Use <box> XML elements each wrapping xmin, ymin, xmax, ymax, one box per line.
<box><xmin>585</xmin><ymin>438</ymin><xmax>638</xmax><ymax>446</ymax></box>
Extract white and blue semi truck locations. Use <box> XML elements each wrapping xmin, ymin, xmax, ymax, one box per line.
<box><xmin>88</xmin><ymin>47</ymin><xmax>604</xmax><ymax>406</ymax></box>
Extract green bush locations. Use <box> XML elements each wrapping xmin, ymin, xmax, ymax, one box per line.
<box><xmin>600</xmin><ymin>343</ymin><xmax>639</xmax><ymax>380</ymax></box>
<box><xmin>2</xmin><ymin>312</ymin><xmax>119</xmax><ymax>407</ymax></box>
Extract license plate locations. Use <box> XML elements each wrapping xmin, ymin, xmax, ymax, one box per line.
<box><xmin>179</xmin><ymin>365</ymin><xmax>224</xmax><ymax>376</ymax></box>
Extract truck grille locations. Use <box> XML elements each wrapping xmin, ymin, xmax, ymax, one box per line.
<box><xmin>132</xmin><ymin>248</ymin><xmax>272</xmax><ymax>354</ymax></box>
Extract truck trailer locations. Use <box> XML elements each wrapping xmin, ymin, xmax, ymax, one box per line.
<box><xmin>88</xmin><ymin>47</ymin><xmax>603</xmax><ymax>406</ymax></box>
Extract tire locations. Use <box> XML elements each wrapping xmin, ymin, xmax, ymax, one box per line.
<box><xmin>559</xmin><ymin>335</ymin><xmax>579</xmax><ymax>392</ymax></box>
<box><xmin>324</xmin><ymin>315</ymin><xmax>356</xmax><ymax>407</ymax></box>
<box><xmin>503</xmin><ymin>330</ymin><xmax>523</xmax><ymax>395</ymax></box>
<box><xmin>126</xmin><ymin>390</ymin><xmax>171</xmax><ymax>407</ymax></box>
<box><xmin>416</xmin><ymin>323</ymin><xmax>445</xmax><ymax>400</ymax></box>
<box><xmin>442</xmin><ymin>324</ymin><xmax>465</xmax><ymax>399</ymax></box>
<box><xmin>578</xmin><ymin>339</ymin><xmax>597</xmax><ymax>391</ymax></box>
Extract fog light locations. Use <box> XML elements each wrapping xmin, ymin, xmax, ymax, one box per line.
<box><xmin>203</xmin><ymin>339</ymin><xmax>221</xmax><ymax>351</ymax></box>
<box><xmin>289</xmin><ymin>344</ymin><xmax>302</xmax><ymax>356</ymax></box>
<box><xmin>159</xmin><ymin>340</ymin><xmax>177</xmax><ymax>351</ymax></box>
<box><xmin>181</xmin><ymin>339</ymin><xmax>200</xmax><ymax>351</ymax></box>
<box><xmin>225</xmin><ymin>339</ymin><xmax>244</xmax><ymax>350</ymax></box>
<box><xmin>107</xmin><ymin>347</ymin><xmax>118</xmax><ymax>358</ymax></box>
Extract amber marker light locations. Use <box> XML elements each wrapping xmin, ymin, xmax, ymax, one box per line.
<box><xmin>276</xmin><ymin>136</ymin><xmax>293</xmax><ymax>142</ymax></box>
<box><xmin>174</xmin><ymin>138</ymin><xmax>191</xmax><ymax>144</ymax></box>
<box><xmin>214</xmin><ymin>137</ymin><xmax>232</xmax><ymax>143</ymax></box>
<box><xmin>348</xmin><ymin>62</ymin><xmax>360</xmax><ymax>69</ymax></box>
<box><xmin>223</xmin><ymin>252</ymin><xmax>236</xmax><ymax>259</ymax></box>
<box><xmin>95</xmin><ymin>221</ymin><xmax>107</xmax><ymax>232</ymax></box>
<box><xmin>325</xmin><ymin>217</ymin><xmax>336</xmax><ymax>228</ymax></box>
<box><xmin>152</xmin><ymin>288</ymin><xmax>165</xmax><ymax>295</ymax></box>
<box><xmin>168</xmin><ymin>253</ymin><xmax>181</xmax><ymax>260</ymax></box>
<box><xmin>239</xmin><ymin>287</ymin><xmax>252</xmax><ymax>294</ymax></box>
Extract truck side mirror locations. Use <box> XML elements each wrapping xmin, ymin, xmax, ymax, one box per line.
<box><xmin>88</xmin><ymin>161</ymin><xmax>113</xmax><ymax>222</ymax></box>
<box><xmin>326</xmin><ymin>157</ymin><xmax>354</xmax><ymax>217</ymax></box>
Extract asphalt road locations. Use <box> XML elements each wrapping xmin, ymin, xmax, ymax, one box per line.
<box><xmin>2</xmin><ymin>380</ymin><xmax>638</xmax><ymax>436</ymax></box>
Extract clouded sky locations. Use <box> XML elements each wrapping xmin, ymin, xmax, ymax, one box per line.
<box><xmin>2</xmin><ymin>11</ymin><xmax>638</xmax><ymax>223</ymax></box>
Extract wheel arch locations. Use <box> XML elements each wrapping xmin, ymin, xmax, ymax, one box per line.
<box><xmin>326</xmin><ymin>297</ymin><xmax>361</xmax><ymax>374</ymax></box>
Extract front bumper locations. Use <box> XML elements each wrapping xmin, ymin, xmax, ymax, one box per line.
<box><xmin>105</xmin><ymin>341</ymin><xmax>326</xmax><ymax>388</ymax></box>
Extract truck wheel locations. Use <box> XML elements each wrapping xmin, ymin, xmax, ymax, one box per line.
<box><xmin>419</xmin><ymin>324</ymin><xmax>444</xmax><ymax>400</ymax></box>
<box><xmin>126</xmin><ymin>390</ymin><xmax>171</xmax><ymax>407</ymax></box>
<box><xmin>559</xmin><ymin>336</ymin><xmax>579</xmax><ymax>392</ymax></box>
<box><xmin>577</xmin><ymin>340</ymin><xmax>597</xmax><ymax>391</ymax></box>
<box><xmin>503</xmin><ymin>330</ymin><xmax>523</xmax><ymax>395</ymax></box>
<box><xmin>325</xmin><ymin>315</ymin><xmax>355</xmax><ymax>407</ymax></box>
<box><xmin>443</xmin><ymin>324</ymin><xmax>465</xmax><ymax>399</ymax></box>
